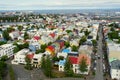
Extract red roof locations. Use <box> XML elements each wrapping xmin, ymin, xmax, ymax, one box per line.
<box><xmin>69</xmin><ymin>56</ymin><xmax>78</xmax><ymax>64</ymax></box>
<box><xmin>47</xmin><ymin>46</ymin><xmax>55</xmax><ymax>52</ymax></box>
<box><xmin>49</xmin><ymin>33</ymin><xmax>55</xmax><ymax>38</ymax></box>
<box><xmin>27</xmin><ymin>54</ymin><xmax>34</xmax><ymax>60</ymax></box>
<box><xmin>34</xmin><ymin>36</ymin><xmax>40</xmax><ymax>40</ymax></box>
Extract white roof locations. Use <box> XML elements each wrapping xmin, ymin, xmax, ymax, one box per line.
<box><xmin>33</xmin><ymin>54</ymin><xmax>43</xmax><ymax>59</ymax></box>
<box><xmin>0</xmin><ymin>44</ymin><xmax>13</xmax><ymax>48</ymax></box>
<box><xmin>16</xmin><ymin>49</ymin><xmax>29</xmax><ymax>55</ymax></box>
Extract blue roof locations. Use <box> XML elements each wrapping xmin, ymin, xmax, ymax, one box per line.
<box><xmin>62</xmin><ymin>49</ymin><xmax>70</xmax><ymax>53</ymax></box>
<box><xmin>29</xmin><ymin>45</ymin><xmax>36</xmax><ymax>51</ymax></box>
<box><xmin>0</xmin><ymin>31</ymin><xmax>2</xmax><ymax>34</ymax></box>
<box><xmin>58</xmin><ymin>59</ymin><xmax>66</xmax><ymax>66</ymax></box>
<box><xmin>0</xmin><ymin>38</ymin><xmax>6</xmax><ymax>42</ymax></box>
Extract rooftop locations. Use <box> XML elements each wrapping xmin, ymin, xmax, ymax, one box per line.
<box><xmin>111</xmin><ymin>59</ymin><xmax>120</xmax><ymax>70</ymax></box>
<box><xmin>16</xmin><ymin>49</ymin><xmax>29</xmax><ymax>55</ymax></box>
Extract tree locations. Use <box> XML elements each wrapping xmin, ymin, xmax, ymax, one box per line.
<box><xmin>24</xmin><ymin>32</ymin><xmax>29</xmax><ymax>40</ymax></box>
<box><xmin>24</xmin><ymin>56</ymin><xmax>32</xmax><ymax>70</ymax></box>
<box><xmin>13</xmin><ymin>46</ymin><xmax>20</xmax><ymax>53</ymax></box>
<box><xmin>44</xmin><ymin>56</ymin><xmax>52</xmax><ymax>77</ymax></box>
<box><xmin>64</xmin><ymin>57</ymin><xmax>74</xmax><ymax>76</ymax></box>
<box><xmin>65</xmin><ymin>41</ymin><xmax>70</xmax><ymax>48</ymax></box>
<box><xmin>79</xmin><ymin>36</ymin><xmax>87</xmax><ymax>45</ymax></box>
<box><xmin>18</xmin><ymin>25</ymin><xmax>23</xmax><ymax>31</ymax></box>
<box><xmin>84</xmin><ymin>29</ymin><xmax>90</xmax><ymax>36</ymax></box>
<box><xmin>0</xmin><ymin>55</ymin><xmax>8</xmax><ymax>61</ymax></box>
<box><xmin>0</xmin><ymin>41</ymin><xmax>7</xmax><ymax>45</ymax></box>
<box><xmin>7</xmin><ymin>27</ymin><xmax>15</xmax><ymax>33</ymax></box>
<box><xmin>3</xmin><ymin>30</ymin><xmax>10</xmax><ymax>40</ymax></box>
<box><xmin>23</xmin><ymin>42</ymin><xmax>29</xmax><ymax>48</ymax></box>
<box><xmin>79</xmin><ymin>57</ymin><xmax>88</xmax><ymax>73</ymax></box>
<box><xmin>41</xmin><ymin>44</ymin><xmax>47</xmax><ymax>52</ymax></box>
<box><xmin>71</xmin><ymin>45</ymin><xmax>78</xmax><ymax>52</ymax></box>
<box><xmin>92</xmin><ymin>40</ymin><xmax>97</xmax><ymax>46</ymax></box>
<box><xmin>9</xmin><ymin>65</ymin><xmax>15</xmax><ymax>80</ymax></box>
<box><xmin>0</xmin><ymin>61</ymin><xmax>7</xmax><ymax>77</ymax></box>
<box><xmin>52</xmin><ymin>56</ymin><xmax>59</xmax><ymax>62</ymax></box>
<box><xmin>66</xmin><ymin>30</ymin><xmax>72</xmax><ymax>33</ymax></box>
<box><xmin>41</xmin><ymin>57</ymin><xmax>46</xmax><ymax>69</ymax></box>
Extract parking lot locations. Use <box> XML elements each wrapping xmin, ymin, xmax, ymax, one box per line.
<box><xmin>11</xmin><ymin>64</ymin><xmax>46</xmax><ymax>80</ymax></box>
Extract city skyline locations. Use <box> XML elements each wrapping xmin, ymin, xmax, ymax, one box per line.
<box><xmin>0</xmin><ymin>0</ymin><xmax>120</xmax><ymax>10</ymax></box>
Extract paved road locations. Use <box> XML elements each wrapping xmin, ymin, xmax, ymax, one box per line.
<box><xmin>94</xmin><ymin>24</ymin><xmax>104</xmax><ymax>80</ymax></box>
<box><xmin>12</xmin><ymin>65</ymin><xmax>46</xmax><ymax>80</ymax></box>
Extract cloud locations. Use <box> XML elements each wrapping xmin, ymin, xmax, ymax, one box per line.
<box><xmin>0</xmin><ymin>0</ymin><xmax>120</xmax><ymax>10</ymax></box>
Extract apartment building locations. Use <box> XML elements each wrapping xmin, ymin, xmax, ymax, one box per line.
<box><xmin>0</xmin><ymin>44</ymin><xmax>15</xmax><ymax>59</ymax></box>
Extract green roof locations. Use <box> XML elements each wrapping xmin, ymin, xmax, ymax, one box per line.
<box><xmin>109</xmin><ymin>58</ymin><xmax>117</xmax><ymax>62</ymax></box>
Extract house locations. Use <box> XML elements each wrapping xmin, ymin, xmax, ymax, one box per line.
<box><xmin>57</xmin><ymin>48</ymin><xmax>71</xmax><ymax>58</ymax></box>
<box><xmin>58</xmin><ymin>53</ymin><xmax>91</xmax><ymax>75</ymax></box>
<box><xmin>33</xmin><ymin>36</ymin><xmax>40</xmax><ymax>41</ymax></box>
<box><xmin>79</xmin><ymin>45</ymin><xmax>93</xmax><ymax>55</ymax></box>
<box><xmin>70</xmin><ymin>39</ymin><xmax>79</xmax><ymax>47</ymax></box>
<box><xmin>58</xmin><ymin>59</ymin><xmax>66</xmax><ymax>71</ymax></box>
<box><xmin>9</xmin><ymin>31</ymin><xmax>20</xmax><ymax>40</ymax></box>
<box><xmin>68</xmin><ymin>53</ymin><xmax>91</xmax><ymax>74</ymax></box>
<box><xmin>12</xmin><ymin>49</ymin><xmax>29</xmax><ymax>64</ymax></box>
<box><xmin>45</xmin><ymin>40</ymin><xmax>64</xmax><ymax>56</ymax></box>
<box><xmin>32</xmin><ymin>54</ymin><xmax>43</xmax><ymax>68</ymax></box>
<box><xmin>0</xmin><ymin>44</ymin><xmax>15</xmax><ymax>59</ymax></box>
<box><xmin>110</xmin><ymin>59</ymin><xmax>120</xmax><ymax>80</ymax></box>
<box><xmin>29</xmin><ymin>42</ymin><xmax>41</xmax><ymax>52</ymax></box>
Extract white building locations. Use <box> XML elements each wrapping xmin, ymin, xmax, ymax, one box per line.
<box><xmin>9</xmin><ymin>31</ymin><xmax>20</xmax><ymax>40</ymax></box>
<box><xmin>0</xmin><ymin>44</ymin><xmax>14</xmax><ymax>58</ymax></box>
<box><xmin>12</xmin><ymin>49</ymin><xmax>29</xmax><ymax>64</ymax></box>
<box><xmin>110</xmin><ymin>59</ymin><xmax>120</xmax><ymax>80</ymax></box>
<box><xmin>32</xmin><ymin>54</ymin><xmax>43</xmax><ymax>68</ymax></box>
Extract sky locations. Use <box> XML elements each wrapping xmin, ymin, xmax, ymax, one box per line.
<box><xmin>0</xmin><ymin>0</ymin><xmax>120</xmax><ymax>10</ymax></box>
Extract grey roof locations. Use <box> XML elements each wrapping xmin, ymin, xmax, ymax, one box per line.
<box><xmin>111</xmin><ymin>60</ymin><xmax>120</xmax><ymax>69</ymax></box>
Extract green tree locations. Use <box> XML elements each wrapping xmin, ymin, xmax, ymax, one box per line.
<box><xmin>65</xmin><ymin>41</ymin><xmax>70</xmax><ymax>48</ymax></box>
<box><xmin>79</xmin><ymin>57</ymin><xmax>88</xmax><ymax>73</ymax></box>
<box><xmin>41</xmin><ymin>44</ymin><xmax>47</xmax><ymax>52</ymax></box>
<box><xmin>84</xmin><ymin>29</ymin><xmax>90</xmax><ymax>36</ymax></box>
<box><xmin>66</xmin><ymin>30</ymin><xmax>72</xmax><ymax>33</ymax></box>
<box><xmin>44</xmin><ymin>56</ymin><xmax>52</xmax><ymax>77</ymax></box>
<box><xmin>71</xmin><ymin>45</ymin><xmax>78</xmax><ymax>52</ymax></box>
<box><xmin>0</xmin><ymin>55</ymin><xmax>8</xmax><ymax>61</ymax></box>
<box><xmin>9</xmin><ymin>65</ymin><xmax>15</xmax><ymax>80</ymax></box>
<box><xmin>0</xmin><ymin>61</ymin><xmax>7</xmax><ymax>77</ymax></box>
<box><xmin>7</xmin><ymin>27</ymin><xmax>15</xmax><ymax>33</ymax></box>
<box><xmin>13</xmin><ymin>46</ymin><xmax>20</xmax><ymax>53</ymax></box>
<box><xmin>3</xmin><ymin>30</ymin><xmax>10</xmax><ymax>40</ymax></box>
<box><xmin>64</xmin><ymin>57</ymin><xmax>74</xmax><ymax>76</ymax></box>
<box><xmin>0</xmin><ymin>41</ymin><xmax>7</xmax><ymax>45</ymax></box>
<box><xmin>41</xmin><ymin>57</ymin><xmax>46</xmax><ymax>69</ymax></box>
<box><xmin>18</xmin><ymin>25</ymin><xmax>23</xmax><ymax>31</ymax></box>
<box><xmin>24</xmin><ymin>56</ymin><xmax>32</xmax><ymax>70</ymax></box>
<box><xmin>79</xmin><ymin>36</ymin><xmax>87</xmax><ymax>45</ymax></box>
<box><xmin>52</xmin><ymin>56</ymin><xmax>59</xmax><ymax>62</ymax></box>
<box><xmin>92</xmin><ymin>40</ymin><xmax>97</xmax><ymax>46</ymax></box>
<box><xmin>24</xmin><ymin>32</ymin><xmax>29</xmax><ymax>40</ymax></box>
<box><xmin>23</xmin><ymin>42</ymin><xmax>29</xmax><ymax>48</ymax></box>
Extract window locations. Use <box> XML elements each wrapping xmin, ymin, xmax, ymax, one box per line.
<box><xmin>60</xmin><ymin>66</ymin><xmax>62</xmax><ymax>68</ymax></box>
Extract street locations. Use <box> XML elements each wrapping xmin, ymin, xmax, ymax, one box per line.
<box><xmin>94</xmin><ymin>24</ymin><xmax>104</xmax><ymax>80</ymax></box>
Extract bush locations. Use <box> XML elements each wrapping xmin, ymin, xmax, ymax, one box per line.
<box><xmin>9</xmin><ymin>65</ymin><xmax>15</xmax><ymax>80</ymax></box>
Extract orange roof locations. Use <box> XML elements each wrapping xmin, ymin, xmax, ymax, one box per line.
<box><xmin>78</xmin><ymin>54</ymin><xmax>91</xmax><ymax>65</ymax></box>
